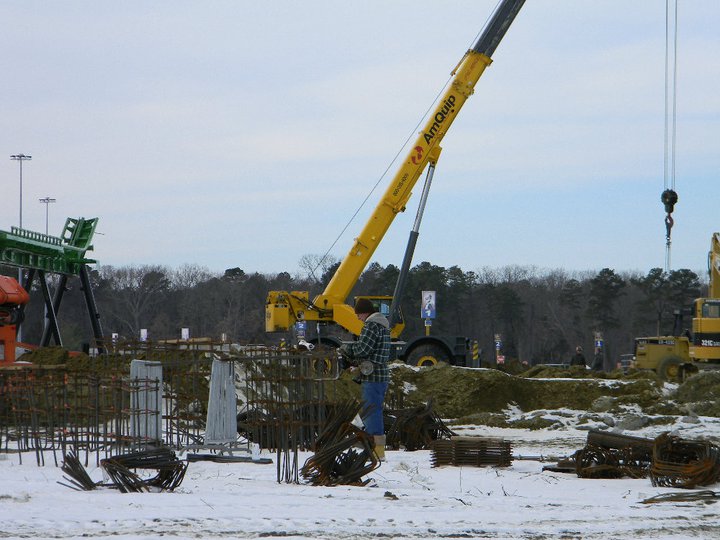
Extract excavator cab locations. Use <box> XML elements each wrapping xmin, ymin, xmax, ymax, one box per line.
<box><xmin>691</xmin><ymin>298</ymin><xmax>720</xmax><ymax>361</ymax></box>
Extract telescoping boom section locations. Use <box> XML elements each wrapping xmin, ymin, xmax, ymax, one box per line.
<box><xmin>266</xmin><ymin>0</ymin><xmax>525</xmax><ymax>337</ymax></box>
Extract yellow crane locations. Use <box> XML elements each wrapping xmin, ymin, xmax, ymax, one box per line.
<box><xmin>266</xmin><ymin>0</ymin><xmax>525</xmax><ymax>366</ymax></box>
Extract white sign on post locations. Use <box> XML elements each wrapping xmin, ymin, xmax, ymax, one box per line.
<box><xmin>421</xmin><ymin>291</ymin><xmax>436</xmax><ymax>319</ymax></box>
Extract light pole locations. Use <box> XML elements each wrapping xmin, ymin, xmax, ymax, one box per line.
<box><xmin>39</xmin><ymin>197</ymin><xmax>57</xmax><ymax>235</ymax></box>
<box><xmin>10</xmin><ymin>154</ymin><xmax>32</xmax><ymax>230</ymax></box>
<box><xmin>10</xmin><ymin>153</ymin><xmax>31</xmax><ymax>344</ymax></box>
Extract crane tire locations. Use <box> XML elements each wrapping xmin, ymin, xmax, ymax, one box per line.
<box><xmin>407</xmin><ymin>344</ymin><xmax>450</xmax><ymax>367</ymax></box>
<box><xmin>657</xmin><ymin>355</ymin><xmax>683</xmax><ymax>382</ymax></box>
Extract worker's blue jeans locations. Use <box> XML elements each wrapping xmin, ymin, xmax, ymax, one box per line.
<box><xmin>361</xmin><ymin>381</ymin><xmax>388</xmax><ymax>436</ymax></box>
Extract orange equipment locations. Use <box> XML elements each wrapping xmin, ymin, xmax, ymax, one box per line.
<box><xmin>0</xmin><ymin>275</ymin><xmax>30</xmax><ymax>365</ymax></box>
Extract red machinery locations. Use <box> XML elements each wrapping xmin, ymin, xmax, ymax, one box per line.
<box><xmin>0</xmin><ymin>275</ymin><xmax>30</xmax><ymax>365</ymax></box>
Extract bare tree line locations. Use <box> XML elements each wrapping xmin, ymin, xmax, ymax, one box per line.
<box><xmin>9</xmin><ymin>260</ymin><xmax>705</xmax><ymax>367</ymax></box>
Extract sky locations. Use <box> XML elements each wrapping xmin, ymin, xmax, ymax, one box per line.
<box><xmin>2</xmin><ymin>1</ymin><xmax>719</xmax><ymax>279</ymax></box>
<box><xmin>3</xmin><ymin>386</ymin><xmax>720</xmax><ymax>539</ymax></box>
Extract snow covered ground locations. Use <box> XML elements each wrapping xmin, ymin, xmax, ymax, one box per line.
<box><xmin>2</xmin><ymin>413</ymin><xmax>720</xmax><ymax>540</ymax></box>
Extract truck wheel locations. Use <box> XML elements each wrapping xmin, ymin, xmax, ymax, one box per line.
<box><xmin>407</xmin><ymin>344</ymin><xmax>449</xmax><ymax>367</ymax></box>
<box><xmin>657</xmin><ymin>355</ymin><xmax>682</xmax><ymax>382</ymax></box>
<box><xmin>311</xmin><ymin>357</ymin><xmax>333</xmax><ymax>376</ymax></box>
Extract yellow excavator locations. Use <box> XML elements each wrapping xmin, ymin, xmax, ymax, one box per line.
<box><xmin>634</xmin><ymin>233</ymin><xmax>720</xmax><ymax>380</ymax></box>
<box><xmin>266</xmin><ymin>0</ymin><xmax>526</xmax><ymax>366</ymax></box>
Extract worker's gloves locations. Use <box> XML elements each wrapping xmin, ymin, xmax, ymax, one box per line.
<box><xmin>337</xmin><ymin>344</ymin><xmax>354</xmax><ymax>370</ymax></box>
<box><xmin>337</xmin><ymin>344</ymin><xmax>374</xmax><ymax>376</ymax></box>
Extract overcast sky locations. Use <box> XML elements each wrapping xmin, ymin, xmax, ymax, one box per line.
<box><xmin>2</xmin><ymin>1</ymin><xmax>718</xmax><ymax>279</ymax></box>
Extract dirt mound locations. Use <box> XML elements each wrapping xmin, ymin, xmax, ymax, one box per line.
<box><xmin>671</xmin><ymin>371</ymin><xmax>720</xmax><ymax>416</ymax></box>
<box><xmin>521</xmin><ymin>365</ymin><xmax>589</xmax><ymax>378</ymax></box>
<box><xmin>521</xmin><ymin>365</ymin><xmax>661</xmax><ymax>382</ymax></box>
<box><xmin>15</xmin><ymin>349</ymin><xmax>715</xmax><ymax>422</ymax></box>
<box><xmin>17</xmin><ymin>346</ymin><xmax>70</xmax><ymax>365</ymax></box>
<box><xmin>17</xmin><ymin>347</ymin><xmax>92</xmax><ymax>370</ymax></box>
<box><xmin>388</xmin><ymin>364</ymin><xmax>664</xmax><ymax>419</ymax></box>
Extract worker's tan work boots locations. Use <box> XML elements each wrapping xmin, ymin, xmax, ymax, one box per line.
<box><xmin>373</xmin><ymin>435</ymin><xmax>386</xmax><ymax>461</ymax></box>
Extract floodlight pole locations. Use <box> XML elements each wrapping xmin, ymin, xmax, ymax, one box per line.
<box><xmin>39</xmin><ymin>196</ymin><xmax>57</xmax><ymax>235</ymax></box>
<box><xmin>10</xmin><ymin>153</ymin><xmax>32</xmax><ymax>344</ymax></box>
<box><xmin>10</xmin><ymin>154</ymin><xmax>32</xmax><ymax>230</ymax></box>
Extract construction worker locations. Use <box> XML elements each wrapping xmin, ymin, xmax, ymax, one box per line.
<box><xmin>570</xmin><ymin>346</ymin><xmax>586</xmax><ymax>367</ymax></box>
<box><xmin>339</xmin><ymin>298</ymin><xmax>391</xmax><ymax>460</ymax></box>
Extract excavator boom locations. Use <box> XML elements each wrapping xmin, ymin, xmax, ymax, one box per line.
<box><xmin>709</xmin><ymin>232</ymin><xmax>720</xmax><ymax>299</ymax></box>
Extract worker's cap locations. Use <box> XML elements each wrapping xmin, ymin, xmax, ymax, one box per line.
<box><xmin>354</xmin><ymin>298</ymin><xmax>376</xmax><ymax>315</ymax></box>
<box><xmin>576</xmin><ymin>346</ymin><xmax>583</xmax><ymax>352</ymax></box>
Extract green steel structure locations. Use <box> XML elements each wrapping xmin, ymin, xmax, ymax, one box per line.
<box><xmin>0</xmin><ymin>217</ymin><xmax>104</xmax><ymax>352</ymax></box>
<box><xmin>0</xmin><ymin>217</ymin><xmax>97</xmax><ymax>273</ymax></box>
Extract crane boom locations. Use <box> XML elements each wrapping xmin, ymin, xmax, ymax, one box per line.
<box><xmin>266</xmin><ymin>0</ymin><xmax>525</xmax><ymax>337</ymax></box>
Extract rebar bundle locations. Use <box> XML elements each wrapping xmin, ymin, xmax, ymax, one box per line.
<box><xmin>101</xmin><ymin>460</ymin><xmax>150</xmax><ymax>493</ymax></box>
<box><xmin>385</xmin><ymin>400</ymin><xmax>456</xmax><ymax>451</ymax></box>
<box><xmin>568</xmin><ymin>430</ymin><xmax>720</xmax><ymax>487</ymax></box>
<box><xmin>103</xmin><ymin>447</ymin><xmax>188</xmax><ymax>492</ymax></box>
<box><xmin>300</xmin><ymin>400</ymin><xmax>379</xmax><ymax>486</ymax></box>
<box><xmin>59</xmin><ymin>449</ymin><xmax>99</xmax><ymax>491</ymax></box>
<box><xmin>575</xmin><ymin>443</ymin><xmax>651</xmax><ymax>479</ymax></box>
<box><xmin>651</xmin><ymin>432</ymin><xmax>720</xmax><ymax>488</ymax></box>
<box><xmin>570</xmin><ymin>429</ymin><xmax>653</xmax><ymax>479</ymax></box>
<box><xmin>430</xmin><ymin>436</ymin><xmax>512</xmax><ymax>468</ymax></box>
<box><xmin>60</xmin><ymin>447</ymin><xmax>187</xmax><ymax>492</ymax></box>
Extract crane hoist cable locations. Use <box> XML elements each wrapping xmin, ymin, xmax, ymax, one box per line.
<box><xmin>308</xmin><ymin>9</ymin><xmax>503</xmax><ymax>284</ymax></box>
<box><xmin>309</xmin><ymin>77</ymin><xmax>458</xmax><ymax>284</ymax></box>
<box><xmin>661</xmin><ymin>0</ymin><xmax>679</xmax><ymax>272</ymax></box>
<box><xmin>310</xmin><ymin>87</ymin><xmax>448</xmax><ymax>283</ymax></box>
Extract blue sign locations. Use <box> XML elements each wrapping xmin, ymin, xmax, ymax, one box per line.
<box><xmin>422</xmin><ymin>291</ymin><xmax>436</xmax><ymax>319</ymax></box>
<box><xmin>296</xmin><ymin>321</ymin><xmax>307</xmax><ymax>338</ymax></box>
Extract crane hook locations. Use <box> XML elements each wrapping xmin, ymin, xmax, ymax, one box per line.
<box><xmin>661</xmin><ymin>188</ymin><xmax>678</xmax><ymax>214</ymax></box>
<box><xmin>665</xmin><ymin>214</ymin><xmax>674</xmax><ymax>243</ymax></box>
<box><xmin>661</xmin><ymin>189</ymin><xmax>678</xmax><ymax>243</ymax></box>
